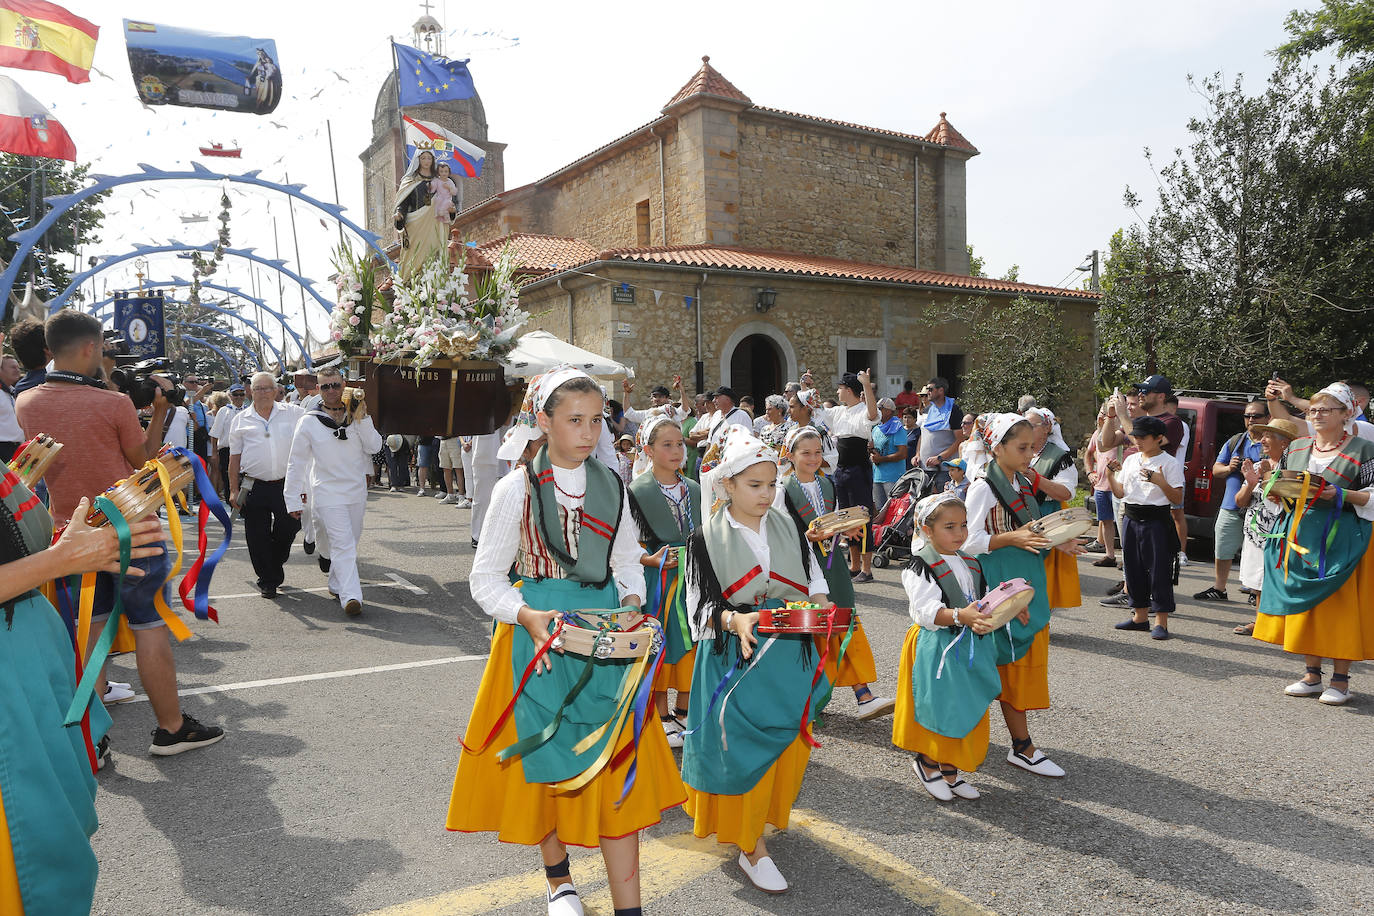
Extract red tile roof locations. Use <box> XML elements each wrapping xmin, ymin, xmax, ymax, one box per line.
<box><xmin>459</xmin><ymin>232</ymin><xmax>599</xmax><ymax>277</ymax></box>
<box><xmin>663</xmin><ymin>55</ymin><xmax>752</xmax><ymax>110</ymax></box>
<box><xmin>548</xmin><ymin>243</ymin><xmax>1097</xmax><ymax>300</ymax></box>
<box><xmin>922</xmin><ymin>112</ymin><xmax>978</xmax><ymax>153</ymax></box>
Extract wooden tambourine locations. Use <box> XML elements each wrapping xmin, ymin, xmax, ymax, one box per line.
<box><xmin>8</xmin><ymin>433</ymin><xmax>62</xmax><ymax>489</ymax></box>
<box><xmin>810</xmin><ymin>506</ymin><xmax>870</xmax><ymax>538</ymax></box>
<box><xmin>976</xmin><ymin>578</ymin><xmax>1035</xmax><ymax>628</ymax></box>
<box><xmin>549</xmin><ymin>609</ymin><xmax>662</xmax><ymax>660</ymax></box>
<box><xmin>85</xmin><ymin>446</ymin><xmax>195</xmax><ymax>528</ymax></box>
<box><xmin>1267</xmin><ymin>470</ymin><xmax>1318</xmax><ymax>501</ymax></box>
<box><xmin>342</xmin><ymin>387</ymin><xmax>368</xmax><ymax>422</ymax></box>
<box><xmin>758</xmin><ymin>604</ymin><xmax>854</xmax><ymax>635</ymax></box>
<box><xmin>1028</xmin><ymin>506</ymin><xmax>1094</xmax><ymax>547</ymax></box>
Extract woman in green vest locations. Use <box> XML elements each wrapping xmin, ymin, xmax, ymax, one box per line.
<box><xmin>1255</xmin><ymin>383</ymin><xmax>1374</xmax><ymax>706</ymax></box>
<box><xmin>774</xmin><ymin>425</ymin><xmax>893</xmax><ymax>720</ymax></box>
<box><xmin>681</xmin><ymin>429</ymin><xmax>831</xmax><ymax>895</ymax></box>
<box><xmin>626</xmin><ymin>415</ymin><xmax>702</xmax><ymax>749</ymax></box>
<box><xmin>0</xmin><ymin>468</ymin><xmax>165</xmax><ymax>915</ymax></box>
<box><xmin>1025</xmin><ymin>407</ymin><xmax>1085</xmax><ymax>609</ymax></box>
<box><xmin>448</xmin><ymin>366</ymin><xmax>686</xmax><ymax>916</ymax></box>
<box><xmin>894</xmin><ymin>493</ymin><xmax>1013</xmax><ymax>801</ymax></box>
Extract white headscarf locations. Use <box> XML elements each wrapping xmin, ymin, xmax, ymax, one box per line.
<box><xmin>1311</xmin><ymin>382</ymin><xmax>1359</xmax><ymax>433</ymax></box>
<box><xmin>711</xmin><ymin>427</ymin><xmax>779</xmax><ymax>502</ymax></box>
<box><xmin>963</xmin><ymin>413</ymin><xmax>994</xmax><ymax>479</ymax></box>
<box><xmin>910</xmin><ymin>492</ymin><xmax>965</xmax><ymax>551</ymax></box>
<box><xmin>1025</xmin><ymin>407</ymin><xmax>1069</xmax><ymax>452</ymax></box>
<box><xmin>784</xmin><ymin>424</ymin><xmax>821</xmax><ymax>454</ymax></box>
<box><xmin>986</xmin><ymin>412</ymin><xmax>1028</xmax><ymax>450</ymax></box>
<box><xmin>498</xmin><ymin>365</ymin><xmax>596</xmax><ymax>461</ymax></box>
<box><xmin>638</xmin><ymin>412</ymin><xmax>679</xmax><ymax>455</ymax></box>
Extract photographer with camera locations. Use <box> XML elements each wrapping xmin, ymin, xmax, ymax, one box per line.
<box><xmin>16</xmin><ymin>309</ymin><xmax>225</xmax><ymax>756</ymax></box>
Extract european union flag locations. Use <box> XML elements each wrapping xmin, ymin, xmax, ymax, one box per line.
<box><xmin>393</xmin><ymin>42</ymin><xmax>475</xmax><ymax>106</ymax></box>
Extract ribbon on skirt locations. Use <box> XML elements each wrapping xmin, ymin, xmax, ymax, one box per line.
<box><xmin>461</xmin><ymin>618</ymin><xmax>568</xmax><ymax>757</ymax></box>
<box><xmin>63</xmin><ymin>495</ymin><xmax>130</xmax><ymax>726</ymax></box>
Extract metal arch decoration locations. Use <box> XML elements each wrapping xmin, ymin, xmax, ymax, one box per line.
<box><xmin>89</xmin><ymin>276</ymin><xmax>308</xmax><ymax>366</ymax></box>
<box><xmin>93</xmin><ymin>293</ymin><xmax>294</xmax><ymax>369</ymax></box>
<box><xmin>181</xmin><ymin>336</ymin><xmax>241</xmax><ymax>378</ymax></box>
<box><xmin>49</xmin><ymin>242</ymin><xmax>335</xmax><ymax>322</ymax></box>
<box><xmin>172</xmin><ymin>323</ymin><xmax>265</xmax><ymax>371</ymax></box>
<box><xmin>1</xmin><ymin>161</ymin><xmax>394</xmax><ymax>322</ymax></box>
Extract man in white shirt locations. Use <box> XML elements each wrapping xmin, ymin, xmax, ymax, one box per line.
<box><xmin>284</xmin><ymin>367</ymin><xmax>382</xmax><ymax>617</ymax></box>
<box><xmin>469</xmin><ymin>428</ymin><xmax>505</xmax><ymax>548</ymax></box>
<box><xmin>814</xmin><ymin>370</ymin><xmax>879</xmax><ymax>581</ymax></box>
<box><xmin>621</xmin><ymin>377</ymin><xmax>688</xmax><ymax>478</ymax></box>
<box><xmin>209</xmin><ymin>384</ymin><xmax>246</xmax><ymax>498</ymax></box>
<box><xmin>0</xmin><ymin>352</ymin><xmax>24</xmax><ymax>462</ymax></box>
<box><xmin>228</xmin><ymin>371</ymin><xmax>306</xmax><ymax>598</ymax></box>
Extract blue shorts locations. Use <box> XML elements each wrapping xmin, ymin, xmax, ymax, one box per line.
<box><xmin>91</xmin><ymin>541</ymin><xmax>173</xmax><ymax>630</ymax></box>
<box><xmin>1093</xmin><ymin>489</ymin><xmax>1114</xmax><ymax>522</ymax></box>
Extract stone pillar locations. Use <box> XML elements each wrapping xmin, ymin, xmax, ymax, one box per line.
<box><xmin>936</xmin><ymin>152</ymin><xmax>969</xmax><ymax>275</ymax></box>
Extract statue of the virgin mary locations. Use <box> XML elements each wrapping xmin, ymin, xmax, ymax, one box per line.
<box><xmin>393</xmin><ymin>149</ymin><xmax>454</xmax><ymax>280</ymax></box>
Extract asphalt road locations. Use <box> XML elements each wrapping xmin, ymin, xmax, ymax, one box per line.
<box><xmin>90</xmin><ymin>488</ymin><xmax>1374</xmax><ymax>915</ymax></box>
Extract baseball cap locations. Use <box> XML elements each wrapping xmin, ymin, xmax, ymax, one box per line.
<box><xmin>877</xmin><ymin>397</ymin><xmax>896</xmax><ymax>410</ymax></box>
<box><xmin>229</xmin><ymin>384</ymin><xmax>245</xmax><ymax>394</ymax></box>
<box><xmin>1130</xmin><ymin>416</ymin><xmax>1168</xmax><ymax>438</ymax></box>
<box><xmin>942</xmin><ymin>457</ymin><xmax>967</xmax><ymax>471</ymax></box>
<box><xmin>1132</xmin><ymin>374</ymin><xmax>1172</xmax><ymax>395</ymax></box>
<box><xmin>713</xmin><ymin>386</ymin><xmax>737</xmax><ymax>402</ymax></box>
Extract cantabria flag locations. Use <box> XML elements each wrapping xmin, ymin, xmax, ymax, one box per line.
<box><xmin>403</xmin><ymin>114</ymin><xmax>485</xmax><ymax>178</ymax></box>
<box><xmin>0</xmin><ymin>75</ymin><xmax>75</xmax><ymax>159</ymax></box>
<box><xmin>0</xmin><ymin>0</ymin><xmax>99</xmax><ymax>84</ymax></box>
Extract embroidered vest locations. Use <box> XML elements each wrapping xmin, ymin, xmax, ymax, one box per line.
<box><xmin>627</xmin><ymin>473</ymin><xmax>701</xmax><ymax>551</ymax></box>
<box><xmin>782</xmin><ymin>474</ymin><xmax>834</xmax><ymax>528</ymax></box>
<box><xmin>1281</xmin><ymin>435</ymin><xmax>1374</xmax><ymax>489</ymax></box>
<box><xmin>524</xmin><ymin>447</ymin><xmax>624</xmax><ymax>586</ymax></box>
<box><xmin>911</xmin><ymin>540</ymin><xmax>984</xmax><ymax>614</ymax></box>
<box><xmin>1031</xmin><ymin>442</ymin><xmax>1072</xmax><ymax>510</ymax></box>
<box><xmin>705</xmin><ymin>507</ymin><xmax>811</xmax><ymax>608</ymax></box>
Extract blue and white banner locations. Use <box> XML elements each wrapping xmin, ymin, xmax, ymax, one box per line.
<box><xmin>403</xmin><ymin>114</ymin><xmax>485</xmax><ymax>177</ymax></box>
<box><xmin>114</xmin><ymin>294</ymin><xmax>165</xmax><ymax>358</ymax></box>
<box><xmin>124</xmin><ymin>20</ymin><xmax>282</xmax><ymax>114</ymax></box>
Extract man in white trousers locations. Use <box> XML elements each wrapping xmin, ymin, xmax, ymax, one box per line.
<box><xmin>468</xmin><ymin>429</ymin><xmax>505</xmax><ymax>549</ymax></box>
<box><xmin>283</xmin><ymin>367</ymin><xmax>382</xmax><ymax>617</ymax></box>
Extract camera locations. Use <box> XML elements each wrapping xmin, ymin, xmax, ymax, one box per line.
<box><xmin>110</xmin><ymin>357</ymin><xmax>180</xmax><ymax>410</ymax></box>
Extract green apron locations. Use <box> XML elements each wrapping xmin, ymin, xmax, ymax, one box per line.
<box><xmin>783</xmin><ymin>475</ymin><xmax>854</xmax><ymax>608</ymax></box>
<box><xmin>979</xmin><ymin>462</ymin><xmax>1051</xmax><ymax>665</ymax></box>
<box><xmin>630</xmin><ymin>474</ymin><xmax>701</xmax><ymax>665</ymax></box>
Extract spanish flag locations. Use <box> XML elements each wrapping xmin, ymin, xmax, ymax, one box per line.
<box><xmin>0</xmin><ymin>1</ymin><xmax>98</xmax><ymax>84</ymax></box>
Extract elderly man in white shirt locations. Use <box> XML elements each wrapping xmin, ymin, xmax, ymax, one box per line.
<box><xmin>284</xmin><ymin>367</ymin><xmax>382</xmax><ymax>617</ymax></box>
<box><xmin>228</xmin><ymin>371</ymin><xmax>306</xmax><ymax>598</ymax></box>
<box><xmin>209</xmin><ymin>384</ymin><xmax>246</xmax><ymax>498</ymax></box>
<box><xmin>812</xmin><ymin>369</ymin><xmax>879</xmax><ymax>581</ymax></box>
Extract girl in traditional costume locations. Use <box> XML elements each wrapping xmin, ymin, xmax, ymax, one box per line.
<box><xmin>626</xmin><ymin>414</ymin><xmax>702</xmax><ymax>748</ymax></box>
<box><xmin>1255</xmin><ymin>383</ymin><xmax>1374</xmax><ymax>706</ymax></box>
<box><xmin>448</xmin><ymin>367</ymin><xmax>685</xmax><ymax>916</ymax></box>
<box><xmin>1025</xmin><ymin>407</ymin><xmax>1084</xmax><ymax>609</ymax></box>
<box><xmin>774</xmin><ymin>425</ymin><xmax>893</xmax><ymax>719</ymax></box>
<box><xmin>963</xmin><ymin>414</ymin><xmax>1065</xmax><ymax>778</ymax></box>
<box><xmin>0</xmin><ymin>468</ymin><xmax>164</xmax><ymax>915</ymax></box>
<box><xmin>895</xmin><ymin>493</ymin><xmax>1014</xmax><ymax>801</ymax></box>
<box><xmin>682</xmin><ymin>429</ymin><xmax>831</xmax><ymax>895</ymax></box>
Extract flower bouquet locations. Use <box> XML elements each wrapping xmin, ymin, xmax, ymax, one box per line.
<box><xmin>328</xmin><ymin>241</ymin><xmax>381</xmax><ymax>358</ymax></box>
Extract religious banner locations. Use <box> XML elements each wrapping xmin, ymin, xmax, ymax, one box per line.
<box><xmin>123</xmin><ymin>20</ymin><xmax>282</xmax><ymax>114</ymax></box>
<box><xmin>114</xmin><ymin>293</ymin><xmax>166</xmax><ymax>359</ymax></box>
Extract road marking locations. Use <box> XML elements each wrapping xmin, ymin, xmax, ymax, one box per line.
<box><xmin>358</xmin><ymin>810</ymin><xmax>995</xmax><ymax>915</ymax></box>
<box><xmin>386</xmin><ymin>572</ymin><xmax>428</xmax><ymax>595</ymax></box>
<box><xmin>124</xmin><ymin>654</ymin><xmax>486</xmax><ymax>704</ymax></box>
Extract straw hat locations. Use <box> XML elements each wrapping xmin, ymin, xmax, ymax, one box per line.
<box><xmin>1251</xmin><ymin>417</ymin><xmax>1301</xmax><ymax>441</ymax></box>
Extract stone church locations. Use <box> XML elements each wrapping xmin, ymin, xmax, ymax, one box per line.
<box><xmin>361</xmin><ymin>51</ymin><xmax>1100</xmax><ymax>434</ymax></box>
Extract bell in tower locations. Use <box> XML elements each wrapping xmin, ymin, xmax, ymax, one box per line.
<box><xmin>413</xmin><ymin>2</ymin><xmax>443</xmax><ymax>55</ymax></box>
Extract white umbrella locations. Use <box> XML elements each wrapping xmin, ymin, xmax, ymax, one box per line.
<box><xmin>501</xmin><ymin>330</ymin><xmax>635</xmax><ymax>379</ymax></box>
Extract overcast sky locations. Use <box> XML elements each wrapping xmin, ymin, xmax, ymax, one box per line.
<box><xmin>15</xmin><ymin>0</ymin><xmax>1311</xmax><ymax>358</ymax></box>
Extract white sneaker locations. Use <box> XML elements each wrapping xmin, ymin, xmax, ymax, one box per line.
<box><xmin>661</xmin><ymin>717</ymin><xmax>685</xmax><ymax>749</ymax></box>
<box><xmin>442</xmin><ymin>493</ymin><xmax>459</xmax><ymax>504</ymax></box>
<box><xmin>856</xmin><ymin>694</ymin><xmax>895</xmax><ymax>720</ymax></box>
<box><xmin>1007</xmin><ymin>746</ymin><xmax>1066</xmax><ymax>777</ymax></box>
<box><xmin>455</xmin><ymin>497</ymin><xmax>472</xmax><ymax>508</ymax></box>
<box><xmin>911</xmin><ymin>758</ymin><xmax>954</xmax><ymax>801</ymax></box>
<box><xmin>1177</xmin><ymin>551</ymin><xmax>1190</xmax><ymax>567</ymax></box>
<box><xmin>546</xmin><ymin>882</ymin><xmax>584</xmax><ymax>916</ymax></box>
<box><xmin>948</xmin><ymin>777</ymin><xmax>980</xmax><ymax>799</ymax></box>
<box><xmin>103</xmin><ymin>683</ymin><xmax>136</xmax><ymax>704</ymax></box>
<box><xmin>1319</xmin><ymin>685</ymin><xmax>1351</xmax><ymax>706</ymax></box>
<box><xmin>1285</xmin><ymin>678</ymin><xmax>1324</xmax><ymax>697</ymax></box>
<box><xmin>388</xmin><ymin>486</ymin><xmax>398</xmax><ymax>492</ymax></box>
<box><xmin>738</xmin><ymin>851</ymin><xmax>788</xmax><ymax>893</ymax></box>
<box><xmin>108</xmin><ymin>680</ymin><xmax>132</xmax><ymax>691</ymax></box>
<box><xmin>416</xmin><ymin>488</ymin><xmax>428</xmax><ymax>497</ymax></box>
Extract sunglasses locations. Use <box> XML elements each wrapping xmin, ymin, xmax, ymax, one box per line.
<box><xmin>319</xmin><ymin>382</ymin><xmax>343</xmax><ymax>390</ymax></box>
<box><xmin>1243</xmin><ymin>414</ymin><xmax>1267</xmax><ymax>421</ymax></box>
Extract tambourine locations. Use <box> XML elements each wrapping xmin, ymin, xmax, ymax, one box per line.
<box><xmin>85</xmin><ymin>445</ymin><xmax>195</xmax><ymax>527</ymax></box>
<box><xmin>342</xmin><ymin>387</ymin><xmax>368</xmax><ymax>422</ymax></box>
<box><xmin>549</xmin><ymin>609</ymin><xmax>662</xmax><ymax>660</ymax></box>
<box><xmin>8</xmin><ymin>433</ymin><xmax>62</xmax><ymax>489</ymax></box>
<box><xmin>758</xmin><ymin>603</ymin><xmax>854</xmax><ymax>634</ymax></box>
<box><xmin>1267</xmin><ymin>470</ymin><xmax>1319</xmax><ymax>501</ymax></box>
<box><xmin>976</xmin><ymin>578</ymin><xmax>1035</xmax><ymax>628</ymax></box>
<box><xmin>1028</xmin><ymin>506</ymin><xmax>1094</xmax><ymax>547</ymax></box>
<box><xmin>810</xmin><ymin>506</ymin><xmax>870</xmax><ymax>538</ymax></box>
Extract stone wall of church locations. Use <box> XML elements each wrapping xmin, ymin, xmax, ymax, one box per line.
<box><xmin>543</xmin><ymin>139</ymin><xmax>666</xmax><ymax>249</ymax></box>
<box><xmin>735</xmin><ymin>114</ymin><xmax>919</xmax><ymax>269</ymax></box>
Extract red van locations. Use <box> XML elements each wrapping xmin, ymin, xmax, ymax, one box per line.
<box><xmin>1173</xmin><ymin>391</ymin><xmax>1256</xmax><ymax>542</ymax></box>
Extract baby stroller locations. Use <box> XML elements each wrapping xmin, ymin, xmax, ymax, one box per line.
<box><xmin>870</xmin><ymin>466</ymin><xmax>936</xmax><ymax>568</ymax></box>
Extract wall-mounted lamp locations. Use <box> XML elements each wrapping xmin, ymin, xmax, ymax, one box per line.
<box><xmin>755</xmin><ymin>287</ymin><xmax>777</xmax><ymax>313</ymax></box>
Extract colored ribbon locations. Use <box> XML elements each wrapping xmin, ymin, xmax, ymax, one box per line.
<box><xmin>795</xmin><ymin>614</ymin><xmax>834</xmax><ymax>749</ymax></box>
<box><xmin>171</xmin><ymin>448</ymin><xmax>232</xmax><ymax>621</ymax></box>
<box><xmin>63</xmin><ymin>496</ymin><xmax>130</xmax><ymax>726</ymax></box>
<box><xmin>146</xmin><ymin>461</ymin><xmax>193</xmax><ymax>643</ymax></box>
<box><xmin>613</xmin><ymin>620</ymin><xmax>668</xmax><ymax>806</ymax></box>
<box><xmin>1316</xmin><ymin>485</ymin><xmax>1344</xmax><ymax>580</ymax></box>
<box><xmin>462</xmin><ymin>618</ymin><xmax>566</xmax><ymax>756</ymax></box>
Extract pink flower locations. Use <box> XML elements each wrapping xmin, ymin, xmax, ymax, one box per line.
<box><xmin>348</xmin><ymin>315</ymin><xmax>360</xmax><ymax>326</ymax></box>
<box><xmin>331</xmin><ymin>330</ymin><xmax>343</xmax><ymax>341</ymax></box>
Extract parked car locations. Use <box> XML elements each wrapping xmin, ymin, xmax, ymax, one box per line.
<box><xmin>1174</xmin><ymin>391</ymin><xmax>1257</xmax><ymax>541</ymax></box>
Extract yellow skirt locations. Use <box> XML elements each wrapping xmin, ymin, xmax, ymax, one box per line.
<box><xmin>1254</xmin><ymin>542</ymin><xmax>1374</xmax><ymax>661</ymax></box>
<box><xmin>446</xmin><ymin>624</ymin><xmax>687</xmax><ymax>848</ymax></box>
<box><xmin>1044</xmin><ymin>548</ymin><xmax>1081</xmax><ymax>609</ymax></box>
<box><xmin>997</xmin><ymin>626</ymin><xmax>1050</xmax><ymax>712</ymax></box>
<box><xmin>652</xmin><ymin>646</ymin><xmax>697</xmax><ymax>693</ymax></box>
<box><xmin>892</xmin><ymin>626</ymin><xmax>990</xmax><ymax>771</ymax></box>
<box><xmin>683</xmin><ymin>731</ymin><xmax>812</xmax><ymax>853</ymax></box>
<box><xmin>821</xmin><ymin>619</ymin><xmax>878</xmax><ymax>687</ymax></box>
<box><xmin>0</xmin><ymin>783</ymin><xmax>22</xmax><ymax>915</ymax></box>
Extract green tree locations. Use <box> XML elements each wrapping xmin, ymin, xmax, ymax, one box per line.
<box><xmin>966</xmin><ymin>244</ymin><xmax>985</xmax><ymax>278</ymax></box>
<box><xmin>0</xmin><ymin>154</ymin><xmax>108</xmax><ymax>308</ymax></box>
<box><xmin>926</xmin><ymin>295</ymin><xmax>1088</xmax><ymax>415</ymax></box>
<box><xmin>1277</xmin><ymin>0</ymin><xmax>1374</xmax><ymax>119</ymax></box>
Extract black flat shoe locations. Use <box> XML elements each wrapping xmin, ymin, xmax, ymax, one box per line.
<box><xmin>1114</xmin><ymin>618</ymin><xmax>1149</xmax><ymax>631</ymax></box>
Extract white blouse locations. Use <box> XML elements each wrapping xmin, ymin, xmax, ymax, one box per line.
<box><xmin>468</xmin><ymin>462</ymin><xmax>647</xmax><ymax>625</ymax></box>
<box><xmin>900</xmin><ymin>552</ymin><xmax>978</xmax><ymax>630</ymax></box>
<box><xmin>962</xmin><ymin>476</ymin><xmax>1012</xmax><ymax>556</ymax></box>
<box><xmin>1308</xmin><ymin>451</ymin><xmax>1374</xmax><ymax>521</ymax></box>
<box><xmin>1034</xmin><ymin>447</ymin><xmax>1080</xmax><ymax>493</ymax></box>
<box><xmin>685</xmin><ymin>507</ymin><xmax>829</xmax><ymax>641</ymax></box>
<box><xmin>817</xmin><ymin>401</ymin><xmax>877</xmax><ymax>440</ymax></box>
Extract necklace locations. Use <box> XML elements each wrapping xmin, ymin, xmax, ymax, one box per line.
<box><xmin>553</xmin><ymin>478</ymin><xmax>585</xmax><ymax>500</ymax></box>
<box><xmin>1314</xmin><ymin>432</ymin><xmax>1350</xmax><ymax>453</ymax></box>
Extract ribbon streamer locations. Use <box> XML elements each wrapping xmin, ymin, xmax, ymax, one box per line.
<box><xmin>63</xmin><ymin>496</ymin><xmax>130</xmax><ymax>726</ymax></box>
<box><xmin>171</xmin><ymin>448</ymin><xmax>233</xmax><ymax>620</ymax></box>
